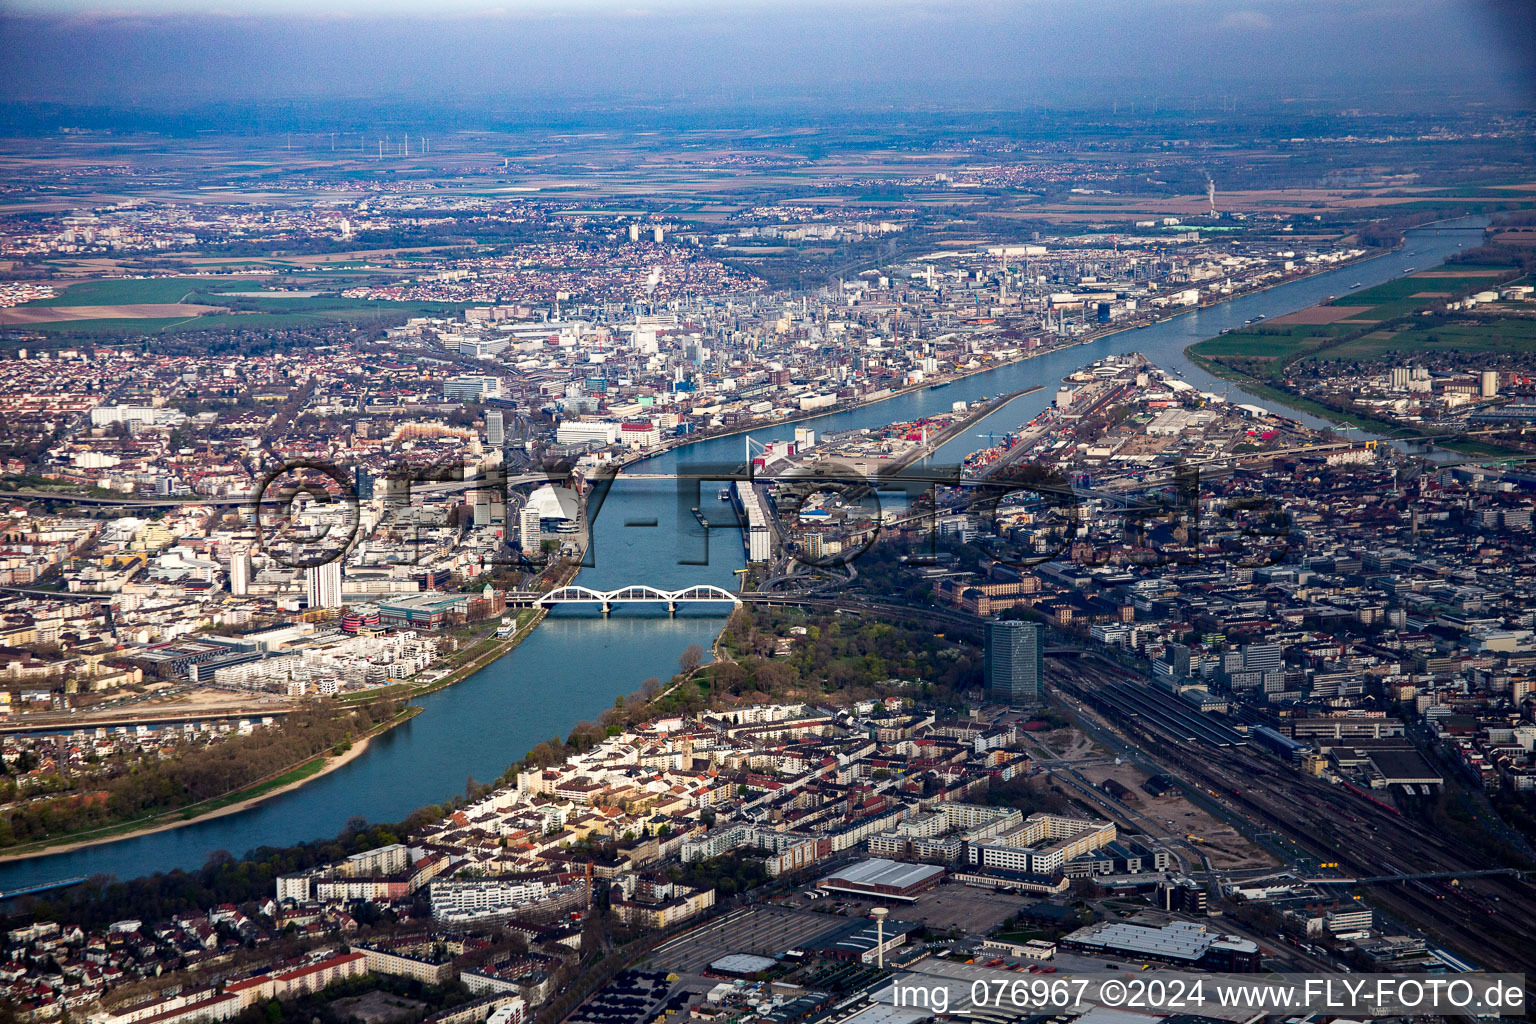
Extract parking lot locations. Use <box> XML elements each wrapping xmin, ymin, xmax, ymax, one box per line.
<box><xmin>647</xmin><ymin>906</ymin><xmax>847</xmax><ymax>973</ymax></box>
<box><xmin>814</xmin><ymin>883</ymin><xmax>1040</xmax><ymax>934</ymax></box>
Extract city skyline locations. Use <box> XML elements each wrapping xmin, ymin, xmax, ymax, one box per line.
<box><xmin>0</xmin><ymin>3</ymin><xmax>1533</xmax><ymax>1021</ymax></box>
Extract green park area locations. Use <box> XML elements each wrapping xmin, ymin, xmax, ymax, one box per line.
<box><xmin>1188</xmin><ymin>323</ymin><xmax>1349</xmax><ymax>378</ymax></box>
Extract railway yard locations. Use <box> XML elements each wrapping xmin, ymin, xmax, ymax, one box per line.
<box><xmin>1047</xmin><ymin>656</ymin><xmax>1536</xmax><ymax>975</ymax></box>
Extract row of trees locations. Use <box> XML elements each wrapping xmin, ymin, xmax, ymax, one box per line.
<box><xmin>1</xmin><ymin>700</ymin><xmax>403</xmax><ymax>848</ymax></box>
<box><xmin>6</xmin><ymin>815</ymin><xmax>407</xmax><ymax>931</ymax></box>
<box><xmin>669</xmin><ymin>851</ymin><xmax>770</xmax><ymax>898</ymax></box>
<box><xmin>238</xmin><ymin>972</ymin><xmax>475</xmax><ymax>1024</ymax></box>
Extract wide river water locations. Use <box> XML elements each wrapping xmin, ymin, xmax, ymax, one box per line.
<box><xmin>0</xmin><ymin>217</ymin><xmax>1488</xmax><ymax>892</ymax></box>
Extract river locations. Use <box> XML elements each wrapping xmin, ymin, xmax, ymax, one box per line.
<box><xmin>0</xmin><ymin>216</ymin><xmax>1488</xmax><ymax>892</ymax></box>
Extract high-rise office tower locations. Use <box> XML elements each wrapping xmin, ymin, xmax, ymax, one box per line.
<box><xmin>985</xmin><ymin>620</ymin><xmax>1043</xmax><ymax>706</ymax></box>
<box><xmin>519</xmin><ymin>505</ymin><xmax>542</xmax><ymax>554</ymax></box>
<box><xmin>306</xmin><ymin>561</ymin><xmax>343</xmax><ymax>610</ymax></box>
<box><xmin>486</xmin><ymin>409</ymin><xmax>505</xmax><ymax>446</ymax></box>
<box><xmin>229</xmin><ymin>546</ymin><xmax>251</xmax><ymax>596</ymax></box>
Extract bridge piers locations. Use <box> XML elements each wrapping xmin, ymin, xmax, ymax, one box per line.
<box><xmin>600</xmin><ymin>601</ymin><xmax>611</xmax><ymax>616</ymax></box>
<box><xmin>667</xmin><ymin>601</ymin><xmax>677</xmax><ymax>616</ymax></box>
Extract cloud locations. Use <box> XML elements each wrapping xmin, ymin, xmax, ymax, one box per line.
<box><xmin>1219</xmin><ymin>9</ymin><xmax>1273</xmax><ymax>30</ymax></box>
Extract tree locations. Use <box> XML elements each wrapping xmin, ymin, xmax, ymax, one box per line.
<box><xmin>679</xmin><ymin>644</ymin><xmax>705</xmax><ymax>676</ymax></box>
<box><xmin>753</xmin><ymin>661</ymin><xmax>794</xmax><ymax>693</ymax></box>
<box><xmin>713</xmin><ymin>662</ymin><xmax>748</xmax><ymax>695</ymax></box>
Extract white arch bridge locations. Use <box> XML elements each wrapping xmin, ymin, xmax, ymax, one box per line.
<box><xmin>537</xmin><ymin>584</ymin><xmax>742</xmax><ymax>615</ymax></box>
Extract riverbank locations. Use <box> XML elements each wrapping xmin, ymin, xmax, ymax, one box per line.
<box><xmin>615</xmin><ymin>247</ymin><xmax>1402</xmax><ymax>472</ymax></box>
<box><xmin>1182</xmin><ymin>245</ymin><xmax>1525</xmax><ymax>458</ymax></box>
<box><xmin>1186</xmin><ymin>348</ymin><xmax>1518</xmax><ymax>459</ymax></box>
<box><xmin>411</xmin><ymin>558</ymin><xmax>583</xmax><ymax>693</ymax></box>
<box><xmin>416</xmin><ymin>604</ymin><xmax>551</xmax><ymax>696</ymax></box>
<box><xmin>622</xmin><ymin>346</ymin><xmax>1090</xmax><ymax>469</ymax></box>
<box><xmin>0</xmin><ymin>583</ymin><xmax>558</xmax><ymax>863</ymax></box>
<box><xmin>0</xmin><ymin>704</ymin><xmax>421</xmax><ymax>863</ymax></box>
<box><xmin>887</xmin><ymin>385</ymin><xmax>1044</xmax><ymax>474</ymax></box>
<box><xmin>335</xmin><ymin>559</ymin><xmax>580</xmax><ymax>712</ymax></box>
<box><xmin>0</xmin><ymin>220</ymin><xmax>1486</xmax><ymax>889</ymax></box>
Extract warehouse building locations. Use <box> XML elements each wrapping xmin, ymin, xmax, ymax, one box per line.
<box><xmin>808</xmin><ymin>918</ymin><xmax>921</xmax><ymax>964</ymax></box>
<box><xmin>1063</xmin><ymin>920</ymin><xmax>1261</xmax><ymax>972</ymax></box>
<box><xmin>946</xmin><ymin>866</ymin><xmax>1070</xmax><ymax>895</ymax></box>
<box><xmin>1366</xmin><ymin>748</ymin><xmax>1443</xmax><ymax>791</ymax></box>
<box><xmin>815</xmin><ymin>859</ymin><xmax>944</xmax><ymax>901</ymax></box>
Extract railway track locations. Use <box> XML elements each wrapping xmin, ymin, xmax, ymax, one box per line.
<box><xmin>1051</xmin><ymin>662</ymin><xmax>1536</xmax><ymax>974</ymax></box>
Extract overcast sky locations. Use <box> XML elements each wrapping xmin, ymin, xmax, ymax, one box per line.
<box><xmin>0</xmin><ymin>0</ymin><xmax>1531</xmax><ymax>117</ymax></box>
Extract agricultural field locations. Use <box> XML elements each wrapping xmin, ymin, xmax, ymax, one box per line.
<box><xmin>1312</xmin><ymin>316</ymin><xmax>1536</xmax><ymax>362</ymax></box>
<box><xmin>1324</xmin><ymin>263</ymin><xmax>1511</xmax><ymax>320</ymax></box>
<box><xmin>21</xmin><ymin>276</ymin><xmax>220</xmax><ymax>306</ymax></box>
<box><xmin>1193</xmin><ymin>260</ymin><xmax>1524</xmax><ymax>379</ymax></box>
<box><xmin>5</xmin><ymin>273</ymin><xmax>460</xmax><ymax>333</ymax></box>
<box><xmin>1192</xmin><ymin>315</ymin><xmax>1536</xmax><ymax>377</ymax></box>
<box><xmin>16</xmin><ymin>304</ymin><xmax>454</xmax><ymax>334</ymax></box>
<box><xmin>1188</xmin><ymin>323</ymin><xmax>1349</xmax><ymax>378</ymax></box>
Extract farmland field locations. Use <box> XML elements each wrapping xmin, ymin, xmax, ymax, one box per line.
<box><xmin>1312</xmin><ymin>318</ymin><xmax>1536</xmax><ymax>361</ymax></box>
<box><xmin>22</xmin><ymin>277</ymin><xmax>231</xmax><ymax>306</ymax></box>
<box><xmin>1326</xmin><ymin>263</ymin><xmax>1509</xmax><ymax>320</ymax></box>
<box><xmin>1187</xmin><ymin>324</ymin><xmax>1346</xmax><ymax>376</ymax></box>
<box><xmin>17</xmin><ymin>304</ymin><xmax>455</xmax><ymax>334</ymax></box>
<box><xmin>6</xmin><ymin>273</ymin><xmax>461</xmax><ymax>333</ymax></box>
<box><xmin>0</xmin><ymin>304</ymin><xmax>227</xmax><ymax>325</ymax></box>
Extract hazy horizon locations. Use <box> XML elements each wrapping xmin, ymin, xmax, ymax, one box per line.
<box><xmin>1</xmin><ymin>0</ymin><xmax>1533</xmax><ymax>128</ymax></box>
